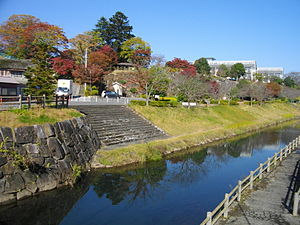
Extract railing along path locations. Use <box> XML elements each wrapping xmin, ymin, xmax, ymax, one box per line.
<box><xmin>200</xmin><ymin>135</ymin><xmax>300</xmax><ymax>225</ymax></box>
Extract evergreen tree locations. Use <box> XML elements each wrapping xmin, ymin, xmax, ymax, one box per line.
<box><xmin>194</xmin><ymin>58</ymin><xmax>211</xmax><ymax>75</ymax></box>
<box><xmin>230</xmin><ymin>63</ymin><xmax>245</xmax><ymax>80</ymax></box>
<box><xmin>94</xmin><ymin>11</ymin><xmax>134</xmax><ymax>53</ymax></box>
<box><xmin>24</xmin><ymin>41</ymin><xmax>57</xmax><ymax>97</ymax></box>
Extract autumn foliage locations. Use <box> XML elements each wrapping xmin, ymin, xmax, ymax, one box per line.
<box><xmin>0</xmin><ymin>14</ymin><xmax>67</xmax><ymax>59</ymax></box>
<box><xmin>166</xmin><ymin>58</ymin><xmax>196</xmax><ymax>76</ymax></box>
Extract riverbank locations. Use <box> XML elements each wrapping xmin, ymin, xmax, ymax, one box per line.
<box><xmin>92</xmin><ymin>103</ymin><xmax>300</xmax><ymax>168</ymax></box>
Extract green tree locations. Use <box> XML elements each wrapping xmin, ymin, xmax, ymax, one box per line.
<box><xmin>120</xmin><ymin>37</ymin><xmax>151</xmax><ymax>66</ymax></box>
<box><xmin>270</xmin><ymin>76</ymin><xmax>283</xmax><ymax>85</ymax></box>
<box><xmin>194</xmin><ymin>57</ymin><xmax>211</xmax><ymax>75</ymax></box>
<box><xmin>283</xmin><ymin>76</ymin><xmax>296</xmax><ymax>88</ymax></box>
<box><xmin>69</xmin><ymin>31</ymin><xmax>103</xmax><ymax>64</ymax></box>
<box><xmin>138</xmin><ymin>66</ymin><xmax>170</xmax><ymax>105</ymax></box>
<box><xmin>217</xmin><ymin>64</ymin><xmax>229</xmax><ymax>77</ymax></box>
<box><xmin>24</xmin><ymin>41</ymin><xmax>57</xmax><ymax>97</ymax></box>
<box><xmin>94</xmin><ymin>11</ymin><xmax>134</xmax><ymax>52</ymax></box>
<box><xmin>254</xmin><ymin>73</ymin><xmax>264</xmax><ymax>81</ymax></box>
<box><xmin>230</xmin><ymin>63</ymin><xmax>245</xmax><ymax>80</ymax></box>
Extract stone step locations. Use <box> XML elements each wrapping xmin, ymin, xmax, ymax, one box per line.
<box><xmin>71</xmin><ymin>105</ymin><xmax>167</xmax><ymax>147</ymax></box>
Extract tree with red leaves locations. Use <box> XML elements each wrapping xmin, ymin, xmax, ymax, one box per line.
<box><xmin>72</xmin><ymin>46</ymin><xmax>118</xmax><ymax>84</ymax></box>
<box><xmin>0</xmin><ymin>14</ymin><xmax>68</xmax><ymax>59</ymax></box>
<box><xmin>166</xmin><ymin>58</ymin><xmax>190</xmax><ymax>69</ymax></box>
<box><xmin>209</xmin><ymin>80</ymin><xmax>220</xmax><ymax>101</ymax></box>
<box><xmin>266</xmin><ymin>82</ymin><xmax>281</xmax><ymax>97</ymax></box>
<box><xmin>52</xmin><ymin>50</ymin><xmax>75</xmax><ymax>79</ymax></box>
<box><xmin>166</xmin><ymin>58</ymin><xmax>196</xmax><ymax>76</ymax></box>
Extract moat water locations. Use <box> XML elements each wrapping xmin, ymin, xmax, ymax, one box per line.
<box><xmin>1</xmin><ymin>123</ymin><xmax>300</xmax><ymax>225</ymax></box>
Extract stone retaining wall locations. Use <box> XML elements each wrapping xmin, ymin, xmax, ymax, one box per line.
<box><xmin>0</xmin><ymin>117</ymin><xmax>99</xmax><ymax>205</ymax></box>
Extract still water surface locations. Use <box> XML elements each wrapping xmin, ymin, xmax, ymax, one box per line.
<box><xmin>0</xmin><ymin>124</ymin><xmax>300</xmax><ymax>225</ymax></box>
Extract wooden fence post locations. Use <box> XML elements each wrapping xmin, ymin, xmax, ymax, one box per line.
<box><xmin>238</xmin><ymin>181</ymin><xmax>242</xmax><ymax>202</ymax></box>
<box><xmin>55</xmin><ymin>95</ymin><xmax>58</xmax><ymax>108</ymax></box>
<box><xmin>207</xmin><ymin>212</ymin><xmax>212</xmax><ymax>225</ymax></box>
<box><xmin>224</xmin><ymin>193</ymin><xmax>229</xmax><ymax>218</ymax></box>
<box><xmin>19</xmin><ymin>94</ymin><xmax>22</xmax><ymax>109</ymax></box>
<box><xmin>293</xmin><ymin>193</ymin><xmax>299</xmax><ymax>216</ymax></box>
<box><xmin>285</xmin><ymin>146</ymin><xmax>288</xmax><ymax>157</ymax></box>
<box><xmin>28</xmin><ymin>95</ymin><xmax>31</xmax><ymax>109</ymax></box>
<box><xmin>42</xmin><ymin>94</ymin><xmax>46</xmax><ymax>109</ymax></box>
<box><xmin>250</xmin><ymin>171</ymin><xmax>254</xmax><ymax>189</ymax></box>
<box><xmin>267</xmin><ymin>158</ymin><xmax>271</xmax><ymax>172</ymax></box>
<box><xmin>274</xmin><ymin>153</ymin><xmax>277</xmax><ymax>167</ymax></box>
<box><xmin>280</xmin><ymin>149</ymin><xmax>283</xmax><ymax>161</ymax></box>
<box><xmin>259</xmin><ymin>163</ymin><xmax>263</xmax><ymax>179</ymax></box>
<box><xmin>66</xmin><ymin>96</ymin><xmax>69</xmax><ymax>108</ymax></box>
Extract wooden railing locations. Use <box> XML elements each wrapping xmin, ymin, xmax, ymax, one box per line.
<box><xmin>0</xmin><ymin>95</ymin><xmax>69</xmax><ymax>110</ymax></box>
<box><xmin>200</xmin><ymin>135</ymin><xmax>300</xmax><ymax>225</ymax></box>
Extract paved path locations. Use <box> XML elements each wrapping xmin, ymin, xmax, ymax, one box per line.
<box><xmin>218</xmin><ymin>150</ymin><xmax>300</xmax><ymax>225</ymax></box>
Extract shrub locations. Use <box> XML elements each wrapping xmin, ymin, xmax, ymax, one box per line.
<box><xmin>244</xmin><ymin>101</ymin><xmax>259</xmax><ymax>105</ymax></box>
<box><xmin>84</xmin><ymin>86</ymin><xmax>98</xmax><ymax>96</ymax></box>
<box><xmin>220</xmin><ymin>100</ymin><xmax>229</xmax><ymax>105</ymax></box>
<box><xmin>210</xmin><ymin>99</ymin><xmax>219</xmax><ymax>104</ymax></box>
<box><xmin>130</xmin><ymin>100</ymin><xmax>146</xmax><ymax>106</ymax></box>
<box><xmin>150</xmin><ymin>101</ymin><xmax>178</xmax><ymax>107</ymax></box>
<box><xmin>229</xmin><ymin>100</ymin><xmax>239</xmax><ymax>105</ymax></box>
<box><xmin>130</xmin><ymin>88</ymin><xmax>137</xmax><ymax>94</ymax></box>
<box><xmin>159</xmin><ymin>97</ymin><xmax>177</xmax><ymax>102</ymax></box>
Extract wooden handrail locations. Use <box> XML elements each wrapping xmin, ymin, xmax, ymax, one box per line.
<box><xmin>200</xmin><ymin>135</ymin><xmax>300</xmax><ymax>225</ymax></box>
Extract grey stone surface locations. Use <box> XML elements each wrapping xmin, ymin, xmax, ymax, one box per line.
<box><xmin>24</xmin><ymin>143</ymin><xmax>39</xmax><ymax>154</ymax></box>
<box><xmin>0</xmin><ymin>117</ymin><xmax>99</xmax><ymax>205</ymax></box>
<box><xmin>15</xmin><ymin>126</ymin><xmax>37</xmax><ymax>144</ymax></box>
<box><xmin>217</xmin><ymin>152</ymin><xmax>300</xmax><ymax>225</ymax></box>
<box><xmin>47</xmin><ymin>137</ymin><xmax>65</xmax><ymax>160</ymax></box>
<box><xmin>0</xmin><ymin>157</ymin><xmax>7</xmax><ymax>167</ymax></box>
<box><xmin>5</xmin><ymin>173</ymin><xmax>25</xmax><ymax>193</ymax></box>
<box><xmin>16</xmin><ymin>189</ymin><xmax>31</xmax><ymax>200</ymax></box>
<box><xmin>35</xmin><ymin>125</ymin><xmax>46</xmax><ymax>139</ymax></box>
<box><xmin>0</xmin><ymin>127</ymin><xmax>14</xmax><ymax>142</ymax></box>
<box><xmin>36</xmin><ymin>173</ymin><xmax>57</xmax><ymax>192</ymax></box>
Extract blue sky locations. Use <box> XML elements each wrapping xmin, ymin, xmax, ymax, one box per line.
<box><xmin>0</xmin><ymin>0</ymin><xmax>299</xmax><ymax>73</ymax></box>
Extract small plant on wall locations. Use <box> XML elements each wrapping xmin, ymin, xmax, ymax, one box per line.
<box><xmin>0</xmin><ymin>139</ymin><xmax>28</xmax><ymax>170</ymax></box>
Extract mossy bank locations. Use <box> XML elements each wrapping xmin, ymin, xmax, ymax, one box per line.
<box><xmin>92</xmin><ymin>103</ymin><xmax>300</xmax><ymax>168</ymax></box>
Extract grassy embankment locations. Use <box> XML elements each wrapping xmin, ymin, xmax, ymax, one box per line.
<box><xmin>93</xmin><ymin>103</ymin><xmax>300</xmax><ymax>168</ymax></box>
<box><xmin>0</xmin><ymin>108</ymin><xmax>82</xmax><ymax>127</ymax></box>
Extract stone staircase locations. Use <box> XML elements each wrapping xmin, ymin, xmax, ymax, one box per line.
<box><xmin>71</xmin><ymin>105</ymin><xmax>167</xmax><ymax>147</ymax></box>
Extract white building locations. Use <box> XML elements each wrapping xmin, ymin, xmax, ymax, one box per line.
<box><xmin>257</xmin><ymin>67</ymin><xmax>284</xmax><ymax>79</ymax></box>
<box><xmin>206</xmin><ymin>58</ymin><xmax>284</xmax><ymax>81</ymax></box>
<box><xmin>207</xmin><ymin>58</ymin><xmax>257</xmax><ymax>80</ymax></box>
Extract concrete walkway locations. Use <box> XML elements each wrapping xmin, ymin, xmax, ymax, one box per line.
<box><xmin>218</xmin><ymin>151</ymin><xmax>300</xmax><ymax>225</ymax></box>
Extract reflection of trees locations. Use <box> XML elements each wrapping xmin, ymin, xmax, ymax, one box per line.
<box><xmin>93</xmin><ymin>160</ymin><xmax>167</xmax><ymax>205</ymax></box>
<box><xmin>209</xmin><ymin>130</ymin><xmax>281</xmax><ymax>158</ymax></box>
<box><xmin>168</xmin><ymin>150</ymin><xmax>208</xmax><ymax>185</ymax></box>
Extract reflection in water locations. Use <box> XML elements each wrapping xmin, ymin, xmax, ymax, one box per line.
<box><xmin>92</xmin><ymin>160</ymin><xmax>167</xmax><ymax>205</ymax></box>
<box><xmin>0</xmin><ymin>178</ymin><xmax>90</xmax><ymax>225</ymax></box>
<box><xmin>0</xmin><ymin>123</ymin><xmax>300</xmax><ymax>225</ymax></box>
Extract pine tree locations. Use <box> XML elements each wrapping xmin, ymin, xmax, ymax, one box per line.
<box><xmin>94</xmin><ymin>11</ymin><xmax>134</xmax><ymax>52</ymax></box>
<box><xmin>24</xmin><ymin>41</ymin><xmax>57</xmax><ymax>97</ymax></box>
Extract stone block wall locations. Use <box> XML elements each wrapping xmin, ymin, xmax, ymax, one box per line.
<box><xmin>0</xmin><ymin>117</ymin><xmax>100</xmax><ymax>205</ymax></box>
